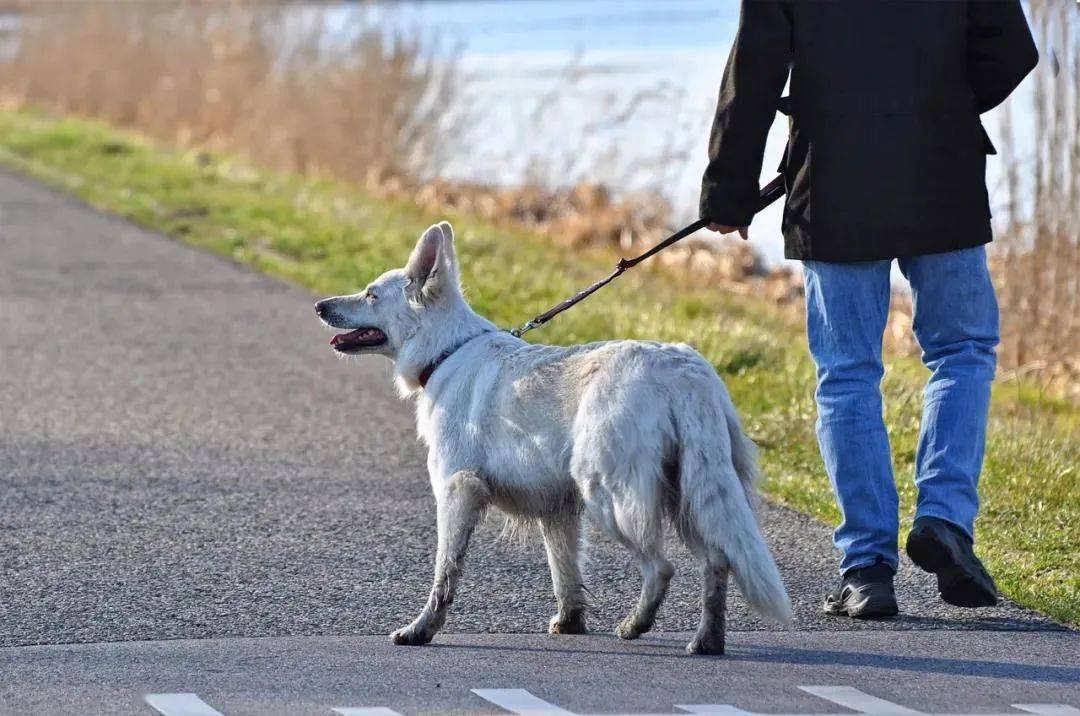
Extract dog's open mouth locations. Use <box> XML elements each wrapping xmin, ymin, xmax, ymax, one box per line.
<box><xmin>330</xmin><ymin>327</ymin><xmax>387</xmax><ymax>353</ymax></box>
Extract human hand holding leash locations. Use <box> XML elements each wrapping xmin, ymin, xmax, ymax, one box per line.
<box><xmin>707</xmin><ymin>224</ymin><xmax>748</xmax><ymax>240</ymax></box>
<box><xmin>706</xmin><ymin>174</ymin><xmax>785</xmax><ymax>241</ymax></box>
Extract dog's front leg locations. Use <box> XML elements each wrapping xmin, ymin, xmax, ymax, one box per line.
<box><xmin>391</xmin><ymin>470</ymin><xmax>490</xmax><ymax>646</ymax></box>
<box><xmin>541</xmin><ymin>512</ymin><xmax>587</xmax><ymax>634</ymax></box>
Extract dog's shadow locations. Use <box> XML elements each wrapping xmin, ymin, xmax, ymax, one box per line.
<box><xmin>427</xmin><ymin>625</ymin><xmax>1079</xmax><ymax>684</ymax></box>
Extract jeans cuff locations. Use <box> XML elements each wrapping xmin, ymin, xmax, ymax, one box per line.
<box><xmin>841</xmin><ymin>555</ymin><xmax>898</xmax><ymax>576</ymax></box>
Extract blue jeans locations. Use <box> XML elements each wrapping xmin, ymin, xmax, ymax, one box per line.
<box><xmin>803</xmin><ymin>247</ymin><xmax>999</xmax><ymax>574</ymax></box>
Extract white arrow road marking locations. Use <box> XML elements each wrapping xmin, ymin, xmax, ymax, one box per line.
<box><xmin>799</xmin><ymin>686</ymin><xmax>925</xmax><ymax>715</ymax></box>
<box><xmin>472</xmin><ymin>688</ymin><xmax>576</xmax><ymax>715</ymax></box>
<box><xmin>332</xmin><ymin>709</ymin><xmax>404</xmax><ymax>716</ymax></box>
<box><xmin>1012</xmin><ymin>707</ymin><xmax>1080</xmax><ymax>716</ymax></box>
<box><xmin>144</xmin><ymin>693</ymin><xmax>223</xmax><ymax>716</ymax></box>
<box><xmin>676</xmin><ymin>706</ymin><xmax>753</xmax><ymax>715</ymax></box>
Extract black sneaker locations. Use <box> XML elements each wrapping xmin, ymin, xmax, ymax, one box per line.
<box><xmin>823</xmin><ymin>560</ymin><xmax>899</xmax><ymax>618</ymax></box>
<box><xmin>906</xmin><ymin>516</ymin><xmax>998</xmax><ymax>608</ymax></box>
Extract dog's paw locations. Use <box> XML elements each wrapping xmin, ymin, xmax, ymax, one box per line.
<box><xmin>390</xmin><ymin>625</ymin><xmax>433</xmax><ymax>646</ymax></box>
<box><xmin>615</xmin><ymin>617</ymin><xmax>644</xmax><ymax>640</ymax></box>
<box><xmin>549</xmin><ymin>613</ymin><xmax>587</xmax><ymax>635</ymax></box>
<box><xmin>686</xmin><ymin>634</ymin><xmax>725</xmax><ymax>656</ymax></box>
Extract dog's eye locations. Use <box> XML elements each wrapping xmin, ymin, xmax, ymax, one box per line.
<box><xmin>365</xmin><ymin>290</ymin><xmax>377</xmax><ymax>302</ymax></box>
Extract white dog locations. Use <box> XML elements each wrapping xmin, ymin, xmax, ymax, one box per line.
<box><xmin>315</xmin><ymin>222</ymin><xmax>792</xmax><ymax>655</ymax></box>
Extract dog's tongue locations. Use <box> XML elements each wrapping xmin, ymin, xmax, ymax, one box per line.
<box><xmin>330</xmin><ymin>329</ymin><xmax>365</xmax><ymax>347</ymax></box>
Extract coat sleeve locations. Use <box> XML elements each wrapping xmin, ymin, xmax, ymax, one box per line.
<box><xmin>967</xmin><ymin>0</ymin><xmax>1039</xmax><ymax>114</ymax></box>
<box><xmin>699</xmin><ymin>0</ymin><xmax>792</xmax><ymax>226</ymax></box>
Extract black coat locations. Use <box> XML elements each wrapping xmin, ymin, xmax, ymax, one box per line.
<box><xmin>699</xmin><ymin>0</ymin><xmax>1038</xmax><ymax>262</ymax></box>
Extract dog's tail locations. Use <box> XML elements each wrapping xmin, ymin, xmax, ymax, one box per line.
<box><xmin>678</xmin><ymin>381</ymin><xmax>793</xmax><ymax>625</ymax></box>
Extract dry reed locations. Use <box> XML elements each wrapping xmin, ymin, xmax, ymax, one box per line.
<box><xmin>0</xmin><ymin>2</ymin><xmax>461</xmax><ymax>184</ymax></box>
<box><xmin>994</xmin><ymin>0</ymin><xmax>1079</xmax><ymax>398</ymax></box>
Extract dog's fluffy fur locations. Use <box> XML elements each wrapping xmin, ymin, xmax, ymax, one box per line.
<box><xmin>316</xmin><ymin>222</ymin><xmax>792</xmax><ymax>655</ymax></box>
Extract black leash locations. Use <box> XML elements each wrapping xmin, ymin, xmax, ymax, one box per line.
<box><xmin>509</xmin><ymin>174</ymin><xmax>787</xmax><ymax>338</ymax></box>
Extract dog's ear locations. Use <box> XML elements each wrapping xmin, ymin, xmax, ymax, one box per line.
<box><xmin>436</xmin><ymin>221</ymin><xmax>459</xmax><ymax>276</ymax></box>
<box><xmin>405</xmin><ymin>222</ymin><xmax>459</xmax><ymax>303</ymax></box>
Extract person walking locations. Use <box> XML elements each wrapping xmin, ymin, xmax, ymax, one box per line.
<box><xmin>700</xmin><ymin>1</ymin><xmax>1038</xmax><ymax>618</ymax></box>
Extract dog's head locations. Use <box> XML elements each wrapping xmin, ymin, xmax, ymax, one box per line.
<box><xmin>315</xmin><ymin>221</ymin><xmax>462</xmax><ymax>359</ymax></box>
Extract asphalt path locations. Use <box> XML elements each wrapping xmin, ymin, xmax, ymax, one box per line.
<box><xmin>2</xmin><ymin>632</ymin><xmax>1078</xmax><ymax>716</ymax></box>
<box><xmin>0</xmin><ymin>168</ymin><xmax>1073</xmax><ymax>715</ymax></box>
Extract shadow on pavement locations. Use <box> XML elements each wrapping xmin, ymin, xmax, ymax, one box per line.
<box><xmin>728</xmin><ymin>644</ymin><xmax>1080</xmax><ymax>683</ymax></box>
<box><xmin>425</xmin><ymin>632</ymin><xmax>1079</xmax><ymax>684</ymax></box>
<box><xmin>882</xmin><ymin>613</ymin><xmax>1070</xmax><ymax>631</ymax></box>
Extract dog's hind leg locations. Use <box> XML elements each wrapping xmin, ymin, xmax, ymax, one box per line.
<box><xmin>687</xmin><ymin>552</ymin><xmax>729</xmax><ymax>655</ymax></box>
<box><xmin>586</xmin><ymin>484</ymin><xmax>671</xmax><ymax>640</ymax></box>
<box><xmin>391</xmin><ymin>470</ymin><xmax>490</xmax><ymax>646</ymax></box>
<box><xmin>576</xmin><ymin>468</ymin><xmax>672</xmax><ymax>640</ymax></box>
<box><xmin>614</xmin><ymin>527</ymin><xmax>674</xmax><ymax>640</ymax></box>
<box><xmin>541</xmin><ymin>511</ymin><xmax>588</xmax><ymax>634</ymax></box>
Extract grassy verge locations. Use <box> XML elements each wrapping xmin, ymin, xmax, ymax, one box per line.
<box><xmin>0</xmin><ymin>107</ymin><xmax>1075</xmax><ymax>626</ymax></box>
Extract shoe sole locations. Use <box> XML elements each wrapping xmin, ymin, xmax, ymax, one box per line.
<box><xmin>907</xmin><ymin>528</ymin><xmax>998</xmax><ymax>608</ymax></box>
<box><xmin>823</xmin><ymin>596</ymin><xmax>899</xmax><ymax>619</ymax></box>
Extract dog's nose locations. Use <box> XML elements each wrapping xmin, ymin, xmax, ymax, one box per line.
<box><xmin>315</xmin><ymin>300</ymin><xmax>329</xmax><ymax>318</ymax></box>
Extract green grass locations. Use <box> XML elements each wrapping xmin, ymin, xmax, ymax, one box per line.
<box><xmin>0</xmin><ymin>107</ymin><xmax>1075</xmax><ymax>626</ymax></box>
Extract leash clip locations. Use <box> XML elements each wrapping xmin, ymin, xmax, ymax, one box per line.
<box><xmin>509</xmin><ymin>320</ymin><xmax>538</xmax><ymax>338</ymax></box>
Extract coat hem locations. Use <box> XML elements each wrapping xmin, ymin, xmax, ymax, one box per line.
<box><xmin>783</xmin><ymin>234</ymin><xmax>993</xmax><ymax>263</ymax></box>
